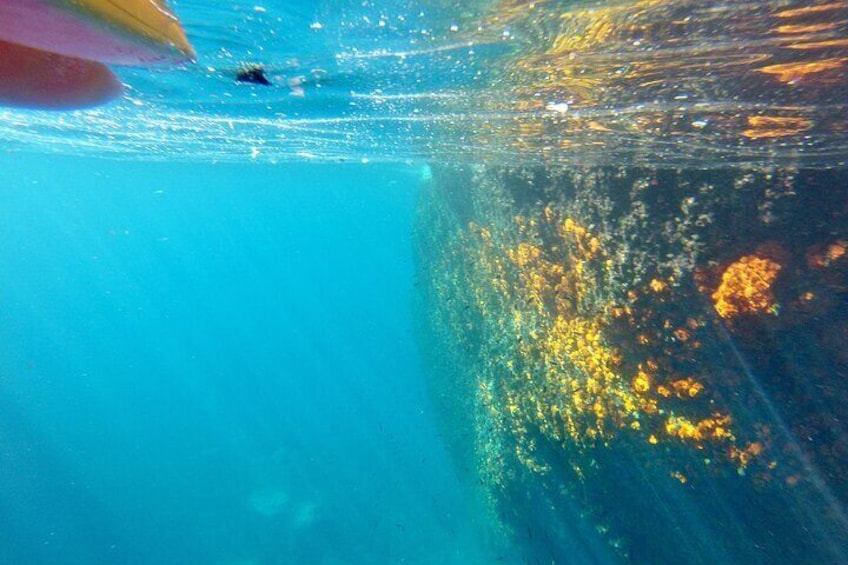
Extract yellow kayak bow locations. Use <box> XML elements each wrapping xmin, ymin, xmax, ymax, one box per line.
<box><xmin>0</xmin><ymin>0</ymin><xmax>194</xmax><ymax>64</ymax></box>
<box><xmin>0</xmin><ymin>0</ymin><xmax>194</xmax><ymax>108</ymax></box>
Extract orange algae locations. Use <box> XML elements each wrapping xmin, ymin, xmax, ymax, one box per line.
<box><xmin>730</xmin><ymin>442</ymin><xmax>765</xmax><ymax>473</ymax></box>
<box><xmin>668</xmin><ymin>377</ymin><xmax>704</xmax><ymax>398</ymax></box>
<box><xmin>743</xmin><ymin>116</ymin><xmax>813</xmax><ymax>139</ymax></box>
<box><xmin>775</xmin><ymin>23</ymin><xmax>839</xmax><ymax>34</ymax></box>
<box><xmin>757</xmin><ymin>59</ymin><xmax>846</xmax><ymax>84</ymax></box>
<box><xmin>712</xmin><ymin>252</ymin><xmax>783</xmax><ymax>320</ymax></box>
<box><xmin>806</xmin><ymin>239</ymin><xmax>848</xmax><ymax>269</ymax></box>
<box><xmin>775</xmin><ymin>2</ymin><xmax>848</xmax><ymax>18</ymax></box>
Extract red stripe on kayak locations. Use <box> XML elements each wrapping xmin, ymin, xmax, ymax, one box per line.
<box><xmin>0</xmin><ymin>39</ymin><xmax>123</xmax><ymax>109</ymax></box>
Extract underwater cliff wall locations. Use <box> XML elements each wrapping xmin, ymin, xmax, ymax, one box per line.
<box><xmin>414</xmin><ymin>164</ymin><xmax>848</xmax><ymax>563</ymax></box>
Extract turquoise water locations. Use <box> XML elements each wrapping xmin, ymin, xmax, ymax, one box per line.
<box><xmin>2</xmin><ymin>0</ymin><xmax>847</xmax><ymax>563</ymax></box>
<box><xmin>0</xmin><ymin>155</ymin><xmax>492</xmax><ymax>563</ymax></box>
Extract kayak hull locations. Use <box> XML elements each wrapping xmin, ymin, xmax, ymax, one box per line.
<box><xmin>0</xmin><ymin>39</ymin><xmax>123</xmax><ymax>109</ymax></box>
<box><xmin>0</xmin><ymin>0</ymin><xmax>194</xmax><ymax>65</ymax></box>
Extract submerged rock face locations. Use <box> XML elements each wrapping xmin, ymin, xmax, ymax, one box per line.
<box><xmin>414</xmin><ymin>165</ymin><xmax>848</xmax><ymax>563</ymax></box>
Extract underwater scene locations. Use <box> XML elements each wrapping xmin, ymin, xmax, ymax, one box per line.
<box><xmin>1</xmin><ymin>0</ymin><xmax>847</xmax><ymax>564</ymax></box>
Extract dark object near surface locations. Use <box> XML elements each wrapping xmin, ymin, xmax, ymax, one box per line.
<box><xmin>235</xmin><ymin>65</ymin><xmax>272</xmax><ymax>86</ymax></box>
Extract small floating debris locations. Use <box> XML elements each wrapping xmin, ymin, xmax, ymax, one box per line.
<box><xmin>546</xmin><ymin>102</ymin><xmax>569</xmax><ymax>114</ymax></box>
<box><xmin>235</xmin><ymin>64</ymin><xmax>272</xmax><ymax>86</ymax></box>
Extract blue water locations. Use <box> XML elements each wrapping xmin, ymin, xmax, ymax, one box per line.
<box><xmin>0</xmin><ymin>155</ymin><xmax>490</xmax><ymax>564</ymax></box>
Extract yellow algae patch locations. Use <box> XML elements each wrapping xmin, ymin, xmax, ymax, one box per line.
<box><xmin>632</xmin><ymin>370</ymin><xmax>651</xmax><ymax>394</ymax></box>
<box><xmin>665</xmin><ymin>413</ymin><xmax>735</xmax><ymax>444</ymax></box>
<box><xmin>469</xmin><ymin>212</ymin><xmax>646</xmax><ymax>458</ymax></box>
<box><xmin>450</xmin><ymin>200</ymin><xmax>759</xmax><ymax>484</ymax></box>
<box><xmin>712</xmin><ymin>252</ymin><xmax>783</xmax><ymax>319</ymax></box>
<box><xmin>649</xmin><ymin>278</ymin><xmax>668</xmax><ymax>293</ymax></box>
<box><xmin>507</xmin><ymin>242</ymin><xmax>543</xmax><ymax>269</ymax></box>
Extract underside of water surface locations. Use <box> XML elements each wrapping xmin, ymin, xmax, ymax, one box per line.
<box><xmin>1</xmin><ymin>0</ymin><xmax>846</xmax><ymax>168</ymax></box>
<box><xmin>414</xmin><ymin>165</ymin><xmax>848</xmax><ymax>563</ymax></box>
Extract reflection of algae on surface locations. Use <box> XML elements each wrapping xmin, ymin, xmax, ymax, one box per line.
<box><xmin>449</xmin><ymin>0</ymin><xmax>848</xmax><ymax>167</ymax></box>
<box><xmin>415</xmin><ymin>165</ymin><xmax>848</xmax><ymax>562</ymax></box>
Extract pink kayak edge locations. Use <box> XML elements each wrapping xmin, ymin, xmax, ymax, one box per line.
<box><xmin>0</xmin><ymin>0</ymin><xmax>191</xmax><ymax>65</ymax></box>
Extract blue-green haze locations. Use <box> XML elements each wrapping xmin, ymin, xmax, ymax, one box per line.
<box><xmin>0</xmin><ymin>155</ymin><xmax>488</xmax><ymax>564</ymax></box>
